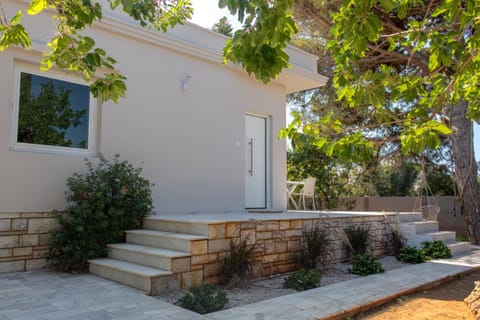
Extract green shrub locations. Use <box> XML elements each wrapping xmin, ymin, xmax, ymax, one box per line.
<box><xmin>48</xmin><ymin>154</ymin><xmax>153</xmax><ymax>271</ymax></box>
<box><xmin>283</xmin><ymin>268</ymin><xmax>322</xmax><ymax>291</ymax></box>
<box><xmin>422</xmin><ymin>241</ymin><xmax>452</xmax><ymax>259</ymax></box>
<box><xmin>220</xmin><ymin>239</ymin><xmax>255</xmax><ymax>284</ymax></box>
<box><xmin>344</xmin><ymin>224</ymin><xmax>370</xmax><ymax>256</ymax></box>
<box><xmin>299</xmin><ymin>223</ymin><xmax>332</xmax><ymax>269</ymax></box>
<box><xmin>177</xmin><ymin>284</ymin><xmax>228</xmax><ymax>314</ymax></box>
<box><xmin>397</xmin><ymin>246</ymin><xmax>426</xmax><ymax>264</ymax></box>
<box><xmin>456</xmin><ymin>235</ymin><xmax>469</xmax><ymax>242</ymax></box>
<box><xmin>349</xmin><ymin>254</ymin><xmax>385</xmax><ymax>276</ymax></box>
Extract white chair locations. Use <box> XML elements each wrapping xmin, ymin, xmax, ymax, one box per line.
<box><xmin>293</xmin><ymin>177</ymin><xmax>317</xmax><ymax>210</ymax></box>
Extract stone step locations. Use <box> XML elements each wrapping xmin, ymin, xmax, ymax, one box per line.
<box><xmin>143</xmin><ymin>217</ymin><xmax>209</xmax><ymax>236</ymax></box>
<box><xmin>398</xmin><ymin>212</ymin><xmax>424</xmax><ymax>223</ymax></box>
<box><xmin>416</xmin><ymin>231</ymin><xmax>456</xmax><ymax>243</ymax></box>
<box><xmin>428</xmin><ymin>231</ymin><xmax>457</xmax><ymax>242</ymax></box>
<box><xmin>406</xmin><ymin>231</ymin><xmax>456</xmax><ymax>248</ymax></box>
<box><xmin>108</xmin><ymin>243</ymin><xmax>190</xmax><ymax>271</ymax></box>
<box><xmin>125</xmin><ymin>229</ymin><xmax>208</xmax><ymax>253</ymax></box>
<box><xmin>446</xmin><ymin>241</ymin><xmax>471</xmax><ymax>256</ymax></box>
<box><xmin>402</xmin><ymin>220</ymin><xmax>439</xmax><ymax>234</ymax></box>
<box><xmin>88</xmin><ymin>258</ymin><xmax>175</xmax><ymax>295</ymax></box>
<box><xmin>399</xmin><ymin>222</ymin><xmax>433</xmax><ymax>243</ymax></box>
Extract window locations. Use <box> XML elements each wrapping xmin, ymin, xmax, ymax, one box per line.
<box><xmin>12</xmin><ymin>68</ymin><xmax>97</xmax><ymax>156</ymax></box>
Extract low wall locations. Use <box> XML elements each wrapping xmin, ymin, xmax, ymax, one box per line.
<box><xmin>0</xmin><ymin>212</ymin><xmax>57</xmax><ymax>273</ymax></box>
<box><xmin>0</xmin><ymin>211</ymin><xmax>394</xmax><ymax>288</ymax></box>
<box><xmin>181</xmin><ymin>213</ymin><xmax>394</xmax><ymax>287</ymax></box>
<box><xmin>346</xmin><ymin>196</ymin><xmax>468</xmax><ymax>237</ymax></box>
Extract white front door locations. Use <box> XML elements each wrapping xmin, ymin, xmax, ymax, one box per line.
<box><xmin>245</xmin><ymin>114</ymin><xmax>267</xmax><ymax>209</ymax></box>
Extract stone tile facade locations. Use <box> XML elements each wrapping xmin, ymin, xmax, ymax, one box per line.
<box><xmin>178</xmin><ymin>214</ymin><xmax>394</xmax><ymax>287</ymax></box>
<box><xmin>0</xmin><ymin>210</ymin><xmax>394</xmax><ymax>291</ymax></box>
<box><xmin>0</xmin><ymin>212</ymin><xmax>58</xmax><ymax>273</ymax></box>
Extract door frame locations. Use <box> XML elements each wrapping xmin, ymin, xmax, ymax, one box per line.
<box><xmin>245</xmin><ymin>112</ymin><xmax>271</xmax><ymax>209</ymax></box>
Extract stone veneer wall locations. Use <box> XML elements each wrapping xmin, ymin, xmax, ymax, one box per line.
<box><xmin>0</xmin><ymin>212</ymin><xmax>57</xmax><ymax>273</ymax></box>
<box><xmin>177</xmin><ymin>214</ymin><xmax>395</xmax><ymax>288</ymax></box>
<box><xmin>0</xmin><ymin>211</ymin><xmax>395</xmax><ymax>290</ymax></box>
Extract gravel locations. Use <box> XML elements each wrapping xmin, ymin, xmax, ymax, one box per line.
<box><xmin>156</xmin><ymin>256</ymin><xmax>409</xmax><ymax>310</ymax></box>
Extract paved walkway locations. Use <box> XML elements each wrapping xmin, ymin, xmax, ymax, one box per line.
<box><xmin>1</xmin><ymin>249</ymin><xmax>480</xmax><ymax>320</ymax></box>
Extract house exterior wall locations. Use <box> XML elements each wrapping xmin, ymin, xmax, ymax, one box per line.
<box><xmin>0</xmin><ymin>1</ymin><xmax>328</xmax><ymax>214</ymax></box>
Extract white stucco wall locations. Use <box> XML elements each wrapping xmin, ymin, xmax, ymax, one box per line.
<box><xmin>0</xmin><ymin>0</ymin><xmax>325</xmax><ymax>214</ymax></box>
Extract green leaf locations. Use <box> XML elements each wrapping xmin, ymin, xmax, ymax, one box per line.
<box><xmin>10</xmin><ymin>11</ymin><xmax>23</xmax><ymax>25</ymax></box>
<box><xmin>78</xmin><ymin>37</ymin><xmax>95</xmax><ymax>52</ymax></box>
<box><xmin>379</xmin><ymin>0</ymin><xmax>395</xmax><ymax>12</ymax></box>
<box><xmin>27</xmin><ymin>0</ymin><xmax>48</xmax><ymax>15</ymax></box>
<box><xmin>0</xmin><ymin>24</ymin><xmax>31</xmax><ymax>52</ymax></box>
<box><xmin>397</xmin><ymin>3</ymin><xmax>408</xmax><ymax>19</ymax></box>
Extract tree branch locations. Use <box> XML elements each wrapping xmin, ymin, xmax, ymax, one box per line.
<box><xmin>363</xmin><ymin>45</ymin><xmax>430</xmax><ymax>73</ymax></box>
<box><xmin>0</xmin><ymin>0</ymin><xmax>8</xmax><ymax>26</ymax></box>
<box><xmin>294</xmin><ymin>0</ymin><xmax>332</xmax><ymax>29</ymax></box>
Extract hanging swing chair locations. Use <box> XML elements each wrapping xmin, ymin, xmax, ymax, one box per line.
<box><xmin>413</xmin><ymin>167</ymin><xmax>441</xmax><ymax>221</ymax></box>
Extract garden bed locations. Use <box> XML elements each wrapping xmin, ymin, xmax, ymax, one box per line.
<box><xmin>156</xmin><ymin>255</ymin><xmax>408</xmax><ymax>311</ymax></box>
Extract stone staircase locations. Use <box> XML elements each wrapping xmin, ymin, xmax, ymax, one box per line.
<box><xmin>88</xmin><ymin>216</ymin><xmax>210</xmax><ymax>295</ymax></box>
<box><xmin>88</xmin><ymin>212</ymin><xmax>471</xmax><ymax>296</ymax></box>
<box><xmin>398</xmin><ymin>212</ymin><xmax>471</xmax><ymax>256</ymax></box>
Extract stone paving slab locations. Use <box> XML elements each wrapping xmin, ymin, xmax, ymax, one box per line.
<box><xmin>1</xmin><ymin>250</ymin><xmax>480</xmax><ymax>320</ymax></box>
<box><xmin>0</xmin><ymin>271</ymin><xmax>201</xmax><ymax>320</ymax></box>
<box><xmin>151</xmin><ymin>211</ymin><xmax>396</xmax><ymax>223</ymax></box>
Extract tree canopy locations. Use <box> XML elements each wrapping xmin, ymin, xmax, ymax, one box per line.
<box><xmin>0</xmin><ymin>0</ymin><xmax>295</xmax><ymax>103</ymax></box>
<box><xmin>212</xmin><ymin>16</ymin><xmax>233</xmax><ymax>36</ymax></box>
<box><xmin>286</xmin><ymin>0</ymin><xmax>480</xmax><ymax>243</ymax></box>
<box><xmin>329</xmin><ymin>0</ymin><xmax>480</xmax><ymax>154</ymax></box>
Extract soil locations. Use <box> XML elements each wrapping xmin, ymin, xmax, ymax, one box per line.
<box><xmin>351</xmin><ymin>270</ymin><xmax>480</xmax><ymax>320</ymax></box>
<box><xmin>156</xmin><ymin>257</ymin><xmax>479</xmax><ymax>319</ymax></box>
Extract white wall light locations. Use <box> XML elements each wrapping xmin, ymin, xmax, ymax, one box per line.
<box><xmin>181</xmin><ymin>75</ymin><xmax>191</xmax><ymax>91</ymax></box>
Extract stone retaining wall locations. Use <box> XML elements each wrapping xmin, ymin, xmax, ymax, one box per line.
<box><xmin>0</xmin><ymin>212</ymin><xmax>57</xmax><ymax>273</ymax></box>
<box><xmin>179</xmin><ymin>214</ymin><xmax>395</xmax><ymax>287</ymax></box>
<box><xmin>0</xmin><ymin>211</ymin><xmax>395</xmax><ymax>289</ymax></box>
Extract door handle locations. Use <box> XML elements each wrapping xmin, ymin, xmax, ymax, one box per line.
<box><xmin>248</xmin><ymin>138</ymin><xmax>254</xmax><ymax>176</ymax></box>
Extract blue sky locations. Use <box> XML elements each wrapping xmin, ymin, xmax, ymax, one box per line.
<box><xmin>190</xmin><ymin>2</ymin><xmax>480</xmax><ymax>162</ymax></box>
<box><xmin>475</xmin><ymin>125</ymin><xmax>480</xmax><ymax>161</ymax></box>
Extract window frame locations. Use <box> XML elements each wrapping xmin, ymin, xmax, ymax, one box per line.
<box><xmin>11</xmin><ymin>66</ymin><xmax>99</xmax><ymax>157</ymax></box>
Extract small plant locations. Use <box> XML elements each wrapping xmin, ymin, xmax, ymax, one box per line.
<box><xmin>421</xmin><ymin>241</ymin><xmax>452</xmax><ymax>259</ymax></box>
<box><xmin>397</xmin><ymin>246</ymin><xmax>426</xmax><ymax>264</ymax></box>
<box><xmin>387</xmin><ymin>227</ymin><xmax>405</xmax><ymax>257</ymax></box>
<box><xmin>349</xmin><ymin>254</ymin><xmax>384</xmax><ymax>276</ymax></box>
<box><xmin>177</xmin><ymin>284</ymin><xmax>228</xmax><ymax>314</ymax></box>
<box><xmin>344</xmin><ymin>224</ymin><xmax>370</xmax><ymax>256</ymax></box>
<box><xmin>299</xmin><ymin>223</ymin><xmax>332</xmax><ymax>269</ymax></box>
<box><xmin>220</xmin><ymin>239</ymin><xmax>255</xmax><ymax>284</ymax></box>
<box><xmin>48</xmin><ymin>154</ymin><xmax>153</xmax><ymax>271</ymax></box>
<box><xmin>456</xmin><ymin>235</ymin><xmax>469</xmax><ymax>242</ymax></box>
<box><xmin>283</xmin><ymin>268</ymin><xmax>322</xmax><ymax>291</ymax></box>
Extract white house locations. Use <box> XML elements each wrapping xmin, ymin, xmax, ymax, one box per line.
<box><xmin>0</xmin><ymin>0</ymin><xmax>327</xmax><ymax>215</ymax></box>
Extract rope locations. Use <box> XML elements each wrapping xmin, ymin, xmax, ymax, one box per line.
<box><xmin>413</xmin><ymin>156</ymin><xmax>440</xmax><ymax>221</ymax></box>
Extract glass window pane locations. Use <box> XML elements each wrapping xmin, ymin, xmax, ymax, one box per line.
<box><xmin>17</xmin><ymin>72</ymin><xmax>90</xmax><ymax>149</ymax></box>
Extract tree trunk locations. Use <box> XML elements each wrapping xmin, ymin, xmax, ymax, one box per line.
<box><xmin>450</xmin><ymin>101</ymin><xmax>480</xmax><ymax>245</ymax></box>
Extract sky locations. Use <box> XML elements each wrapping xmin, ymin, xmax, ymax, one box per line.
<box><xmin>190</xmin><ymin>2</ymin><xmax>480</xmax><ymax>162</ymax></box>
<box><xmin>475</xmin><ymin>125</ymin><xmax>480</xmax><ymax>162</ymax></box>
<box><xmin>189</xmin><ymin>0</ymin><xmax>240</xmax><ymax>30</ymax></box>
